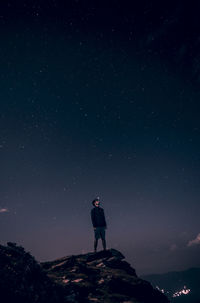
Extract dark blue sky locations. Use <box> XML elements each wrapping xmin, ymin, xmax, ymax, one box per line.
<box><xmin>0</xmin><ymin>1</ymin><xmax>200</xmax><ymax>274</ymax></box>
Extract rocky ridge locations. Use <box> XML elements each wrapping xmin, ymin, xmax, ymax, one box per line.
<box><xmin>0</xmin><ymin>242</ymin><xmax>169</xmax><ymax>303</ymax></box>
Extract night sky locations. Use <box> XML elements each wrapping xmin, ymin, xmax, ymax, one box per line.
<box><xmin>0</xmin><ymin>1</ymin><xmax>200</xmax><ymax>275</ymax></box>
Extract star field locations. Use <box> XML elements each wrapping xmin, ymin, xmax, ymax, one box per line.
<box><xmin>0</xmin><ymin>1</ymin><xmax>200</xmax><ymax>275</ymax></box>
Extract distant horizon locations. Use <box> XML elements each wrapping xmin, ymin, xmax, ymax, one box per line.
<box><xmin>141</xmin><ymin>266</ymin><xmax>200</xmax><ymax>277</ymax></box>
<box><xmin>1</xmin><ymin>239</ymin><xmax>200</xmax><ymax>276</ymax></box>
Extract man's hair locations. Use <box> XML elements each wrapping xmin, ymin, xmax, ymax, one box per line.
<box><xmin>92</xmin><ymin>199</ymin><xmax>99</xmax><ymax>206</ymax></box>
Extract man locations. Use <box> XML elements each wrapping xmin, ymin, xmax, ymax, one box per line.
<box><xmin>91</xmin><ymin>198</ymin><xmax>107</xmax><ymax>252</ymax></box>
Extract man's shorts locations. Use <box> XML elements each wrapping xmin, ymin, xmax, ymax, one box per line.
<box><xmin>94</xmin><ymin>227</ymin><xmax>105</xmax><ymax>240</ymax></box>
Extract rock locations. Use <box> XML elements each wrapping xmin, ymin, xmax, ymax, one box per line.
<box><xmin>42</xmin><ymin>248</ymin><xmax>169</xmax><ymax>303</ymax></box>
<box><xmin>0</xmin><ymin>242</ymin><xmax>65</xmax><ymax>303</ymax></box>
<box><xmin>0</xmin><ymin>242</ymin><xmax>169</xmax><ymax>303</ymax></box>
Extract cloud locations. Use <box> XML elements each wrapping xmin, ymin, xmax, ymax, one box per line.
<box><xmin>0</xmin><ymin>208</ymin><xmax>9</xmax><ymax>213</ymax></box>
<box><xmin>187</xmin><ymin>233</ymin><xmax>200</xmax><ymax>247</ymax></box>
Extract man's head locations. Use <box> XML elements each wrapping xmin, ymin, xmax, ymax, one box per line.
<box><xmin>92</xmin><ymin>199</ymin><xmax>100</xmax><ymax>207</ymax></box>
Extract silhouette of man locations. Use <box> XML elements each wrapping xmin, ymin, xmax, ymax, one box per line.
<box><xmin>91</xmin><ymin>198</ymin><xmax>107</xmax><ymax>252</ymax></box>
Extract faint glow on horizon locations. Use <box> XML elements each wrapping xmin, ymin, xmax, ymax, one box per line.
<box><xmin>172</xmin><ymin>286</ymin><xmax>191</xmax><ymax>297</ymax></box>
<box><xmin>156</xmin><ymin>285</ymin><xmax>191</xmax><ymax>298</ymax></box>
<box><xmin>156</xmin><ymin>286</ymin><xmax>165</xmax><ymax>293</ymax></box>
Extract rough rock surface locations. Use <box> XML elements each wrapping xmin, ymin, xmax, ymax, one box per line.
<box><xmin>0</xmin><ymin>242</ymin><xmax>169</xmax><ymax>303</ymax></box>
<box><xmin>0</xmin><ymin>242</ymin><xmax>63</xmax><ymax>303</ymax></box>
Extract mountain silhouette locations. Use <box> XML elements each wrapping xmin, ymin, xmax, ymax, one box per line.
<box><xmin>0</xmin><ymin>242</ymin><xmax>169</xmax><ymax>303</ymax></box>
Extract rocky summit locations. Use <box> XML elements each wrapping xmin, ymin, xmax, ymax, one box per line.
<box><xmin>0</xmin><ymin>242</ymin><xmax>169</xmax><ymax>303</ymax></box>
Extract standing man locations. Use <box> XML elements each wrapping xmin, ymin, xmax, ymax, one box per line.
<box><xmin>91</xmin><ymin>198</ymin><xmax>107</xmax><ymax>252</ymax></box>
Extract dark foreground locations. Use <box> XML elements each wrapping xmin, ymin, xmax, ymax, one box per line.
<box><xmin>0</xmin><ymin>242</ymin><xmax>169</xmax><ymax>303</ymax></box>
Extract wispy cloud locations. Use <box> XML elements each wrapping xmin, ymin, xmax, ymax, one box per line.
<box><xmin>0</xmin><ymin>208</ymin><xmax>9</xmax><ymax>213</ymax></box>
<box><xmin>187</xmin><ymin>233</ymin><xmax>200</xmax><ymax>247</ymax></box>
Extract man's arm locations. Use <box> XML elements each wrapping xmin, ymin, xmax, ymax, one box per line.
<box><xmin>102</xmin><ymin>209</ymin><xmax>107</xmax><ymax>228</ymax></box>
<box><xmin>91</xmin><ymin>209</ymin><xmax>96</xmax><ymax>228</ymax></box>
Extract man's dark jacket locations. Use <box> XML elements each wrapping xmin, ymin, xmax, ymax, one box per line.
<box><xmin>91</xmin><ymin>207</ymin><xmax>107</xmax><ymax>228</ymax></box>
